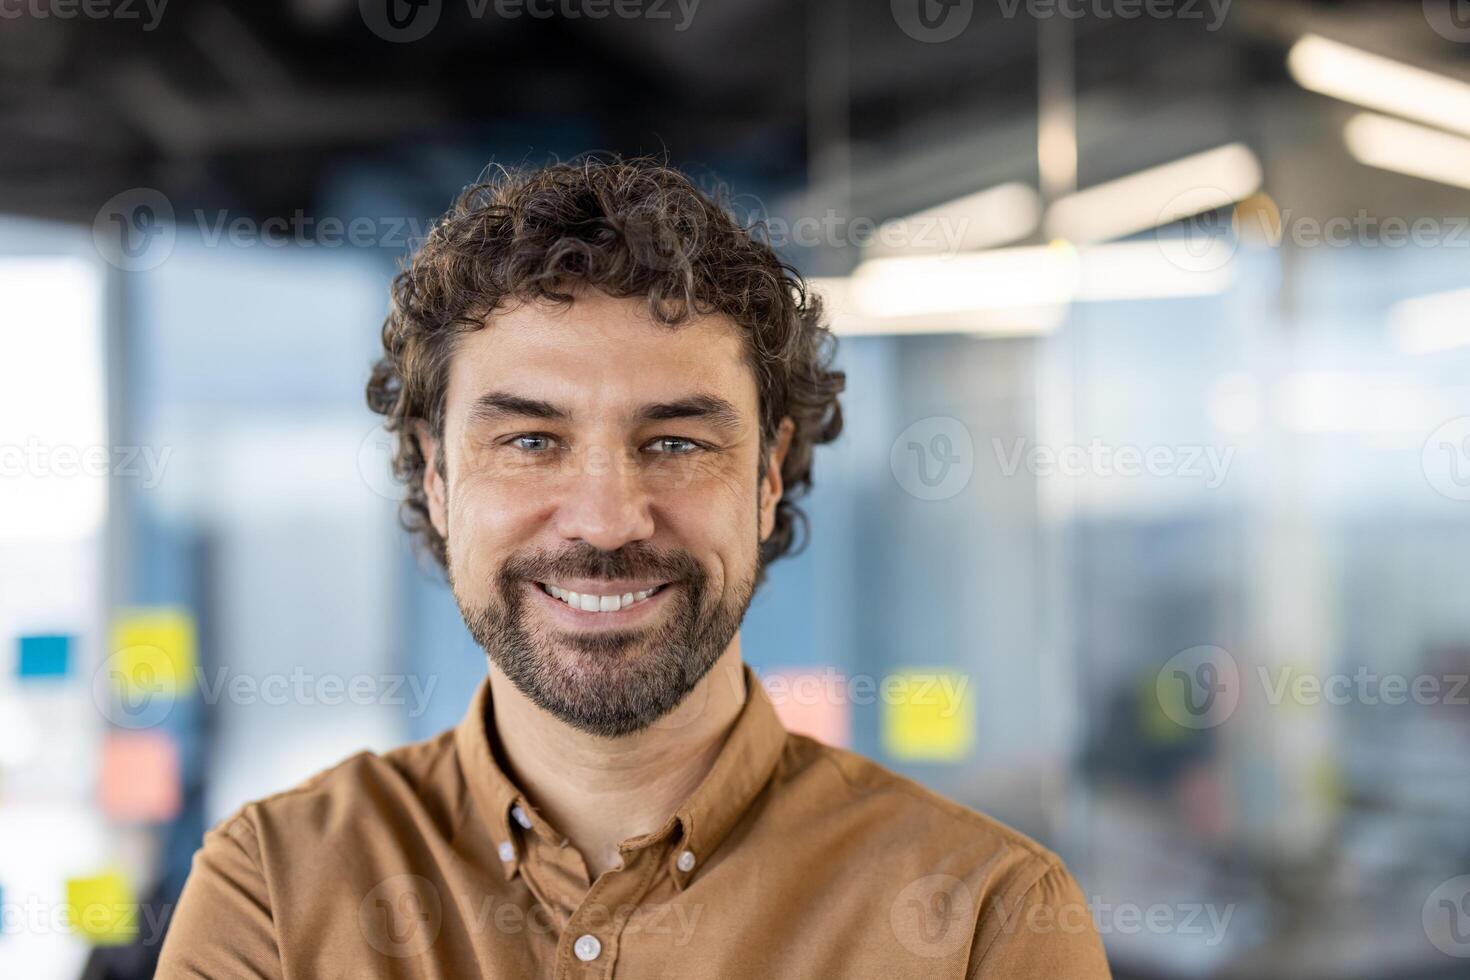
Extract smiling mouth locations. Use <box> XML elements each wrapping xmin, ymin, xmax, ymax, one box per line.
<box><xmin>533</xmin><ymin>581</ymin><xmax>670</xmax><ymax>613</ymax></box>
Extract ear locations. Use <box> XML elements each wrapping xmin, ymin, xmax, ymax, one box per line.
<box><xmin>417</xmin><ymin>419</ymin><xmax>449</xmax><ymax>539</ymax></box>
<box><xmin>759</xmin><ymin>417</ymin><xmax>796</xmax><ymax>543</ymax></box>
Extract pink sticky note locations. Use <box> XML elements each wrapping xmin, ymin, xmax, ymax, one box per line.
<box><xmin>99</xmin><ymin>730</ymin><xmax>182</xmax><ymax>822</ymax></box>
<box><xmin>762</xmin><ymin>668</ymin><xmax>851</xmax><ymax>747</ymax></box>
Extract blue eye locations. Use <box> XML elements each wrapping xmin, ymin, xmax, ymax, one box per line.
<box><xmin>649</xmin><ymin>437</ymin><xmax>699</xmax><ymax>455</ymax></box>
<box><xmin>511</xmin><ymin>434</ymin><xmax>555</xmax><ymax>452</ymax></box>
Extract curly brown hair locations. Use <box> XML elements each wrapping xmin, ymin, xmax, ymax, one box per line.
<box><xmin>365</xmin><ymin>155</ymin><xmax>845</xmax><ymax>588</ymax></box>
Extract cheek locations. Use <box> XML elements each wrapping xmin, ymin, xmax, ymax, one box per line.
<box><xmin>445</xmin><ymin>474</ymin><xmax>540</xmax><ymax>596</ymax></box>
<box><xmin>659</xmin><ymin>469</ymin><xmax>761</xmax><ymax>587</ymax></box>
<box><xmin>660</xmin><ymin>462</ymin><xmax>756</xmax><ymax>528</ymax></box>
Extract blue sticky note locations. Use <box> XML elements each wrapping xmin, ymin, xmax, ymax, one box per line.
<box><xmin>18</xmin><ymin>634</ymin><xmax>73</xmax><ymax>678</ymax></box>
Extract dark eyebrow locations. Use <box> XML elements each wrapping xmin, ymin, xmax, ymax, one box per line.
<box><xmin>465</xmin><ymin>390</ymin><xmax>745</xmax><ymax>433</ymax></box>
<box><xmin>634</xmin><ymin>394</ymin><xmax>745</xmax><ymax>434</ymax></box>
<box><xmin>466</xmin><ymin>391</ymin><xmax>572</xmax><ymax>425</ymax></box>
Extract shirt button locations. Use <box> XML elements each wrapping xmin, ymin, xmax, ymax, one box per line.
<box><xmin>573</xmin><ymin>934</ymin><xmax>602</xmax><ymax>961</ymax></box>
<box><xmin>676</xmin><ymin>849</ymin><xmax>697</xmax><ymax>872</ymax></box>
<box><xmin>511</xmin><ymin>805</ymin><xmax>532</xmax><ymax>829</ymax></box>
<box><xmin>497</xmin><ymin>841</ymin><xmax>516</xmax><ymax>862</ymax></box>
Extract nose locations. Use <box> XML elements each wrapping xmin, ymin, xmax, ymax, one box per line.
<box><xmin>552</xmin><ymin>445</ymin><xmax>656</xmax><ymax>551</ymax></box>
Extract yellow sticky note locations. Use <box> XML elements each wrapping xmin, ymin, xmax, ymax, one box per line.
<box><xmin>110</xmin><ymin>608</ymin><xmax>197</xmax><ymax>699</ymax></box>
<box><xmin>881</xmin><ymin>670</ymin><xmax>973</xmax><ymax>761</ymax></box>
<box><xmin>66</xmin><ymin>870</ymin><xmax>138</xmax><ymax>946</ymax></box>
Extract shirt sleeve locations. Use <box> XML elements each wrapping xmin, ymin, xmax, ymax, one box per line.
<box><xmin>968</xmin><ymin>860</ymin><xmax>1113</xmax><ymax>980</ymax></box>
<box><xmin>155</xmin><ymin>816</ymin><xmax>282</xmax><ymax>980</ymax></box>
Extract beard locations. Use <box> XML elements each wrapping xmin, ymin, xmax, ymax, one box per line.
<box><xmin>452</xmin><ymin>539</ymin><xmax>757</xmax><ymax>737</ymax></box>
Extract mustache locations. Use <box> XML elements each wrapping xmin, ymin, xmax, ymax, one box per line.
<box><xmin>496</xmin><ymin>541</ymin><xmax>704</xmax><ymax>590</ymax></box>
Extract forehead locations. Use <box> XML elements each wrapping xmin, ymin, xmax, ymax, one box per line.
<box><xmin>445</xmin><ymin>290</ymin><xmax>756</xmax><ymax>416</ymax></box>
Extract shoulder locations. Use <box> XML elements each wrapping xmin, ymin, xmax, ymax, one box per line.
<box><xmin>778</xmin><ymin>733</ymin><xmax>1063</xmax><ymax>865</ymax></box>
<box><xmin>162</xmin><ymin>729</ymin><xmax>469</xmax><ymax>978</ymax></box>
<box><xmin>768</xmin><ymin>734</ymin><xmax>1077</xmax><ymax>906</ymax></box>
<box><xmin>768</xmin><ymin>736</ymin><xmax>1110</xmax><ymax>977</ymax></box>
<box><xmin>204</xmin><ymin>726</ymin><xmax>464</xmax><ymax>858</ymax></box>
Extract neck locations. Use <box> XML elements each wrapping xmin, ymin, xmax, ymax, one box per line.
<box><xmin>487</xmin><ymin>638</ymin><xmax>748</xmax><ymax>879</ymax></box>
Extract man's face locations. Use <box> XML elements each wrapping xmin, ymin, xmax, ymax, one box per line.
<box><xmin>423</xmin><ymin>289</ymin><xmax>792</xmax><ymax>737</ymax></box>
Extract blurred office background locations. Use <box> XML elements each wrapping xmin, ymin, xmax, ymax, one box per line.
<box><xmin>4</xmin><ymin>0</ymin><xmax>1470</xmax><ymax>977</ymax></box>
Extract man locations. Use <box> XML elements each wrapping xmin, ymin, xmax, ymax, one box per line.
<box><xmin>157</xmin><ymin>157</ymin><xmax>1112</xmax><ymax>978</ymax></box>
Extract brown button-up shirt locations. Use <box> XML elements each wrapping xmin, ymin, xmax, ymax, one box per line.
<box><xmin>157</xmin><ymin>665</ymin><xmax>1111</xmax><ymax>979</ymax></box>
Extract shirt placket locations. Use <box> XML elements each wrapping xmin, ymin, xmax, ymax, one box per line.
<box><xmin>554</xmin><ymin>835</ymin><xmax>670</xmax><ymax>980</ymax></box>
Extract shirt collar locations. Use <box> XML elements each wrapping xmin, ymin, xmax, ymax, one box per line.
<box><xmin>453</xmin><ymin>676</ymin><xmax>528</xmax><ymax>879</ymax></box>
<box><xmin>454</xmin><ymin>663</ymin><xmax>789</xmax><ymax>888</ymax></box>
<box><xmin>667</xmin><ymin>664</ymin><xmax>787</xmax><ymax>888</ymax></box>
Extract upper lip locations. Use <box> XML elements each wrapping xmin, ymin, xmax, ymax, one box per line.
<box><xmin>535</xmin><ymin>578</ymin><xmax>670</xmax><ymax>595</ymax></box>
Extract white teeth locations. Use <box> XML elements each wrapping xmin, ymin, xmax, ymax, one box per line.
<box><xmin>540</xmin><ymin>583</ymin><xmax>661</xmax><ymax>613</ymax></box>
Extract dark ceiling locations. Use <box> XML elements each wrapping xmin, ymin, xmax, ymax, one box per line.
<box><xmin>1</xmin><ymin>0</ymin><xmax>1467</xmax><ymax>228</ymax></box>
